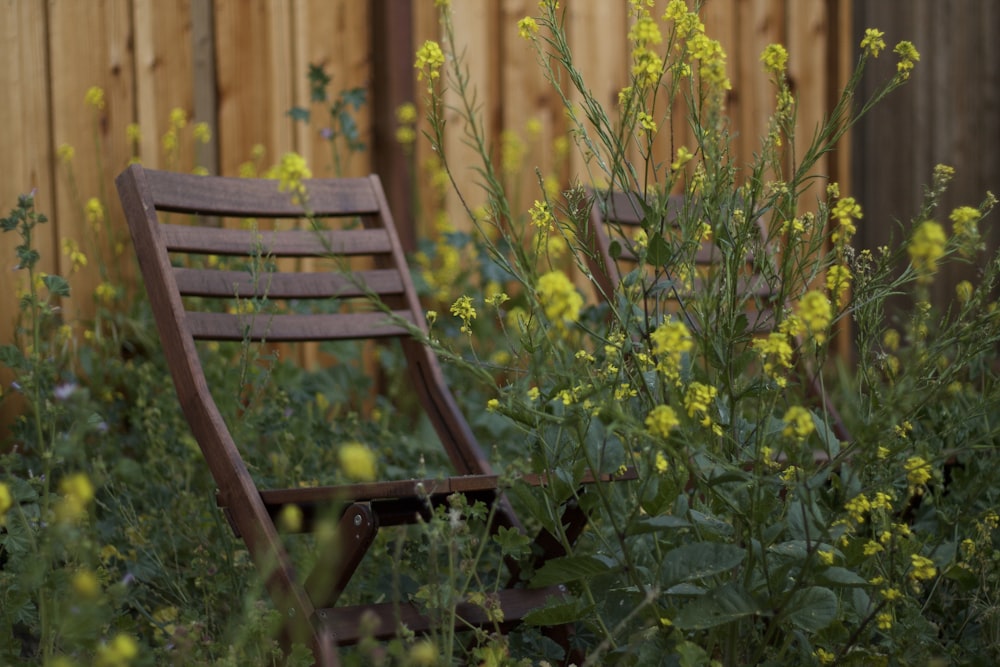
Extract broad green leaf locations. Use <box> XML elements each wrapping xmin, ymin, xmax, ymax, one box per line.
<box><xmin>673</xmin><ymin>582</ymin><xmax>759</xmax><ymax>630</ymax></box>
<box><xmin>287</xmin><ymin>107</ymin><xmax>311</xmax><ymax>122</ymax></box>
<box><xmin>820</xmin><ymin>567</ymin><xmax>868</xmax><ymax>587</ymax></box>
<box><xmin>661</xmin><ymin>543</ymin><xmax>745</xmax><ymax>585</ymax></box>
<box><xmin>676</xmin><ymin>640</ymin><xmax>711</xmax><ymax>667</ymax></box>
<box><xmin>628</xmin><ymin>514</ymin><xmax>691</xmax><ymax>535</ymax></box>
<box><xmin>0</xmin><ymin>344</ymin><xmax>28</xmax><ymax>371</ymax></box>
<box><xmin>785</xmin><ymin>586</ymin><xmax>838</xmax><ymax>631</ymax></box>
<box><xmin>531</xmin><ymin>554</ymin><xmax>616</xmax><ymax>588</ymax></box>
<box><xmin>42</xmin><ymin>273</ymin><xmax>70</xmax><ymax>297</ymax></box>
<box><xmin>522</xmin><ymin>596</ymin><xmax>592</xmax><ymax>626</ymax></box>
<box><xmin>646</xmin><ymin>233</ymin><xmax>672</xmax><ymax>267</ymax></box>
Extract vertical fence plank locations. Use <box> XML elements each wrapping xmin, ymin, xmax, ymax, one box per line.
<box><xmin>0</xmin><ymin>0</ymin><xmax>55</xmax><ymax>438</ymax></box>
<box><xmin>133</xmin><ymin>0</ymin><xmax>197</xmax><ymax>169</ymax></box>
<box><xmin>47</xmin><ymin>0</ymin><xmax>136</xmax><ymax>323</ymax></box>
<box><xmin>442</xmin><ymin>0</ymin><xmax>501</xmax><ymax>234</ymax></box>
<box><xmin>214</xmin><ymin>0</ymin><xmax>294</xmax><ymax>178</ymax></box>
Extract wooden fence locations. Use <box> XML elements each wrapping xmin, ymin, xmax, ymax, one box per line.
<box><xmin>1</xmin><ymin>0</ymin><xmax>855</xmax><ymax>434</ymax></box>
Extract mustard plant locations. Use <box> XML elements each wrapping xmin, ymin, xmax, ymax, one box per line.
<box><xmin>395</xmin><ymin>2</ymin><xmax>1000</xmax><ymax>664</ymax></box>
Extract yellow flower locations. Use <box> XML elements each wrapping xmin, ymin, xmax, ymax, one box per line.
<box><xmin>529</xmin><ymin>200</ymin><xmax>554</xmax><ymax>230</ymax></box>
<box><xmin>760</xmin><ymin>43</ymin><xmax>788</xmax><ymax>75</ymax></box>
<box><xmin>408</xmin><ymin>640</ymin><xmax>439</xmax><ymax>666</ymax></box>
<box><xmin>72</xmin><ymin>569</ymin><xmax>102</xmax><ymax>599</ymax></box>
<box><xmin>815</xmin><ymin>648</ymin><xmax>835</xmax><ymax>665</ymax></box>
<box><xmin>782</xmin><ymin>406</ymin><xmax>815</xmax><ymax>441</ymax></box>
<box><xmin>683</xmin><ymin>382</ymin><xmax>717</xmax><ymax>428</ymax></box>
<box><xmin>193</xmin><ymin>121</ymin><xmax>212</xmax><ymax>144</ymax></box>
<box><xmin>826</xmin><ymin>264</ymin><xmax>852</xmax><ymax>308</ymax></box>
<box><xmin>908</xmin><ymin>220</ymin><xmax>946</xmax><ymax>282</ymax></box>
<box><xmin>95</xmin><ymin>634</ymin><xmax>139</xmax><ymax>667</ymax></box>
<box><xmin>753</xmin><ymin>332</ymin><xmax>794</xmax><ymax>387</ymax></box>
<box><xmin>844</xmin><ymin>493</ymin><xmax>871</xmax><ymax>524</ymax></box>
<box><xmin>876</xmin><ymin>612</ymin><xmax>893</xmax><ymax>631</ymax></box>
<box><xmin>518</xmin><ymin>16</ymin><xmax>539</xmax><ymax>39</ymax></box>
<box><xmin>860</xmin><ymin>28</ymin><xmax>886</xmax><ymax>58</ymax></box>
<box><xmin>275</xmin><ymin>152</ymin><xmax>312</xmax><ymax>204</ymax></box>
<box><xmin>956</xmin><ymin>280</ymin><xmax>973</xmax><ymax>304</ymax></box>
<box><xmin>536</xmin><ymin>270</ymin><xmax>583</xmax><ymax>328</ymax></box>
<box><xmin>84</xmin><ymin>86</ymin><xmax>106</xmax><ymax>110</ymax></box>
<box><xmin>0</xmin><ymin>483</ymin><xmax>12</xmax><ymax>523</ymax></box>
<box><xmin>339</xmin><ymin>442</ymin><xmax>377</xmax><ymax>482</ymax></box>
<box><xmin>904</xmin><ymin>455</ymin><xmax>932</xmax><ymax>493</ymax></box>
<box><xmin>169</xmin><ymin>107</ymin><xmax>187</xmax><ymax>129</ymax></box>
<box><xmin>62</xmin><ymin>238</ymin><xmax>88</xmax><ymax>272</ymax></box>
<box><xmin>95</xmin><ymin>281</ymin><xmax>117</xmax><ymax>305</ymax></box>
<box><xmin>628</xmin><ymin>16</ymin><xmax>662</xmax><ymax>47</ymax></box>
<box><xmin>950</xmin><ymin>205</ymin><xmax>982</xmax><ymax>257</ymax></box>
<box><xmin>816</xmin><ymin>548</ymin><xmax>834</xmax><ymax>566</ymax></box>
<box><xmin>126</xmin><ymin>123</ymin><xmax>141</xmax><ymax>142</ymax></box>
<box><xmin>645</xmin><ymin>404</ymin><xmax>679</xmax><ymax>440</ymax></box>
<box><xmin>396</xmin><ymin>102</ymin><xmax>418</xmax><ymax>124</ymax></box>
<box><xmin>650</xmin><ymin>319</ymin><xmax>694</xmax><ymax>383</ymax></box>
<box><xmin>57</xmin><ymin>143</ymin><xmax>76</xmax><ymax>163</ymax></box>
<box><xmin>909</xmin><ymin>553</ymin><xmax>937</xmax><ymax>581</ymax></box>
<box><xmin>450</xmin><ymin>295</ymin><xmax>477</xmax><ymax>334</ymax></box>
<box><xmin>86</xmin><ymin>198</ymin><xmax>105</xmax><ymax>226</ymax></box>
<box><xmin>56</xmin><ymin>473</ymin><xmax>95</xmax><ymax>522</ymax></box>
<box><xmin>893</xmin><ymin>40</ymin><xmax>920</xmax><ymax>80</ymax></box>
<box><xmin>830</xmin><ymin>196</ymin><xmax>862</xmax><ymax>244</ymax></box>
<box><xmin>278</xmin><ymin>504</ymin><xmax>303</xmax><ymax>532</ymax></box>
<box><xmin>486</xmin><ymin>398</ymin><xmax>500</xmax><ymax>413</ymax></box>
<box><xmin>654</xmin><ymin>451</ymin><xmax>669</xmax><ymax>474</ymax></box>
<box><xmin>415</xmin><ymin>40</ymin><xmax>446</xmax><ymax>86</ymax></box>
<box><xmin>671</xmin><ymin>146</ymin><xmax>693</xmax><ymax>171</ymax></box>
<box><xmin>798</xmin><ymin>290</ymin><xmax>833</xmax><ymax>344</ymax></box>
<box><xmin>637</xmin><ymin>111</ymin><xmax>657</xmax><ymax>132</ymax></box>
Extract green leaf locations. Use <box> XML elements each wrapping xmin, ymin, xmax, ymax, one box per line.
<box><xmin>522</xmin><ymin>595</ymin><xmax>592</xmax><ymax>626</ymax></box>
<box><xmin>646</xmin><ymin>233</ymin><xmax>672</xmax><ymax>268</ymax></box>
<box><xmin>661</xmin><ymin>543</ymin><xmax>745</xmax><ymax>585</ymax></box>
<box><xmin>820</xmin><ymin>567</ymin><xmax>868</xmax><ymax>587</ymax></box>
<box><xmin>673</xmin><ymin>582</ymin><xmax>759</xmax><ymax>630</ymax></box>
<box><xmin>42</xmin><ymin>273</ymin><xmax>70</xmax><ymax>297</ymax></box>
<box><xmin>492</xmin><ymin>525</ymin><xmax>532</xmax><ymax>559</ymax></box>
<box><xmin>531</xmin><ymin>554</ymin><xmax>616</xmax><ymax>588</ymax></box>
<box><xmin>0</xmin><ymin>344</ymin><xmax>28</xmax><ymax>371</ymax></box>
<box><xmin>675</xmin><ymin>640</ymin><xmax>711</xmax><ymax>667</ymax></box>
<box><xmin>628</xmin><ymin>514</ymin><xmax>691</xmax><ymax>535</ymax></box>
<box><xmin>287</xmin><ymin>107</ymin><xmax>311</xmax><ymax>123</ymax></box>
<box><xmin>784</xmin><ymin>586</ymin><xmax>838</xmax><ymax>631</ymax></box>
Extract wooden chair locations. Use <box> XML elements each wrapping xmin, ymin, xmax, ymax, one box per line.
<box><xmin>116</xmin><ymin>164</ymin><xmax>625</xmax><ymax>665</ymax></box>
<box><xmin>585</xmin><ymin>189</ymin><xmax>851</xmax><ymax>445</ymax></box>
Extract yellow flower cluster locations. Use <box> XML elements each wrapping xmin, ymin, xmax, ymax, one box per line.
<box><xmin>798</xmin><ymin>290</ymin><xmax>832</xmax><ymax>344</ymax></box>
<box><xmin>904</xmin><ymin>455</ymin><xmax>932</xmax><ymax>494</ymax></box>
<box><xmin>95</xmin><ymin>634</ymin><xmax>139</xmax><ymax>667</ymax></box>
<box><xmin>826</xmin><ymin>263</ymin><xmax>852</xmax><ymax>308</ymax></box>
<box><xmin>85</xmin><ymin>85</ymin><xmax>106</xmax><ymax>110</ymax></box>
<box><xmin>529</xmin><ymin>199</ymin><xmax>554</xmax><ymax>230</ymax></box>
<box><xmin>860</xmin><ymin>28</ymin><xmax>886</xmax><ymax>58</ymax></box>
<box><xmin>274</xmin><ymin>152</ymin><xmax>313</xmax><ymax>205</ymax></box>
<box><xmin>339</xmin><ymin>441</ymin><xmax>377</xmax><ymax>482</ymax></box>
<box><xmin>752</xmin><ymin>332</ymin><xmax>794</xmax><ymax>387</ymax></box>
<box><xmin>683</xmin><ymin>381</ymin><xmax>718</xmax><ymax>430</ymax></box>
<box><xmin>893</xmin><ymin>40</ymin><xmax>920</xmax><ymax>80</ymax></box>
<box><xmin>518</xmin><ymin>16</ymin><xmax>539</xmax><ymax>40</ymax></box>
<box><xmin>950</xmin><ymin>205</ymin><xmax>982</xmax><ymax>257</ymax></box>
<box><xmin>760</xmin><ymin>43</ymin><xmax>788</xmax><ymax>76</ymax></box>
<box><xmin>909</xmin><ymin>553</ymin><xmax>937</xmax><ymax>581</ymax></box>
<box><xmin>907</xmin><ymin>220</ymin><xmax>946</xmax><ymax>283</ymax></box>
<box><xmin>0</xmin><ymin>482</ymin><xmax>11</xmax><ymax>525</ymax></box>
<box><xmin>450</xmin><ymin>295</ymin><xmax>477</xmax><ymax>334</ymax></box>
<box><xmin>645</xmin><ymin>404</ymin><xmax>679</xmax><ymax>440</ymax></box>
<box><xmin>830</xmin><ymin>196</ymin><xmax>862</xmax><ymax>245</ymax></box>
<box><xmin>650</xmin><ymin>318</ymin><xmax>694</xmax><ymax>383</ymax></box>
<box><xmin>56</xmin><ymin>472</ymin><xmax>95</xmax><ymax>523</ymax></box>
<box><xmin>782</xmin><ymin>406</ymin><xmax>815</xmax><ymax>441</ymax></box>
<box><xmin>395</xmin><ymin>102</ymin><xmax>418</xmax><ymax>146</ymax></box>
<box><xmin>536</xmin><ymin>270</ymin><xmax>583</xmax><ymax>328</ymax></box>
<box><xmin>415</xmin><ymin>40</ymin><xmax>446</xmax><ymax>89</ymax></box>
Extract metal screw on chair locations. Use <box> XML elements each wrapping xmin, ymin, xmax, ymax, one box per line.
<box><xmin>353</xmin><ymin>513</ymin><xmax>363</xmax><ymax>527</ymax></box>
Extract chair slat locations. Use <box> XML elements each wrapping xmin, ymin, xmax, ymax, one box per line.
<box><xmin>173</xmin><ymin>267</ymin><xmax>405</xmax><ymax>299</ymax></box>
<box><xmin>258</xmin><ymin>475</ymin><xmax>502</xmax><ymax>507</ymax></box>
<box><xmin>185</xmin><ymin>311</ymin><xmax>415</xmax><ymax>342</ymax></box>
<box><xmin>147</xmin><ymin>169</ymin><xmax>382</xmax><ymax>217</ymax></box>
<box><xmin>160</xmin><ymin>224</ymin><xmax>392</xmax><ymax>257</ymax></box>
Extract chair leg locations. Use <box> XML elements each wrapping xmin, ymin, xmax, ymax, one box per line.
<box><xmin>305</xmin><ymin>502</ymin><xmax>378</xmax><ymax>609</ymax></box>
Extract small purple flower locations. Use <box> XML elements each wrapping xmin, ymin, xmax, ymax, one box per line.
<box><xmin>320</xmin><ymin>127</ymin><xmax>334</xmax><ymax>140</ymax></box>
<box><xmin>53</xmin><ymin>382</ymin><xmax>77</xmax><ymax>401</ymax></box>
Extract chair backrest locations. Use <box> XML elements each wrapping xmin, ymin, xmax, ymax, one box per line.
<box><xmin>586</xmin><ymin>189</ymin><xmax>778</xmax><ymax>333</ymax></box>
<box><xmin>116</xmin><ymin>165</ymin><xmax>493</xmax><ymax>499</ymax></box>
